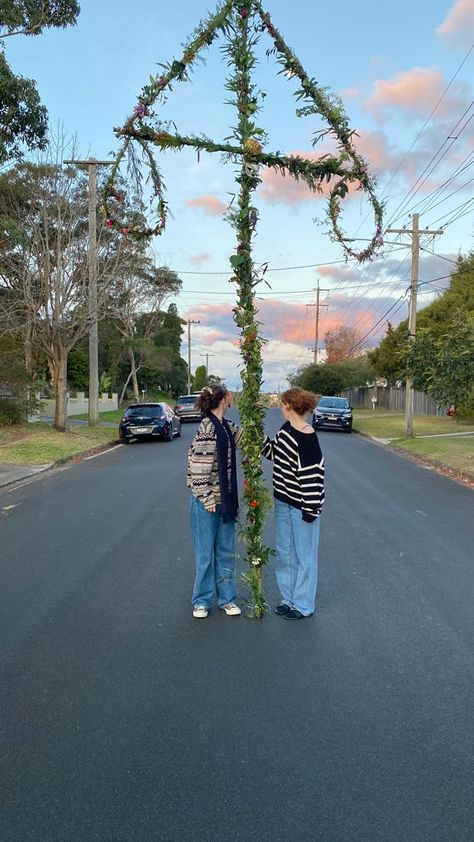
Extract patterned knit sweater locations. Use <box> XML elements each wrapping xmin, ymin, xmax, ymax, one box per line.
<box><xmin>261</xmin><ymin>421</ymin><xmax>325</xmax><ymax>522</ymax></box>
<box><xmin>187</xmin><ymin>416</ymin><xmax>243</xmax><ymax>511</ymax></box>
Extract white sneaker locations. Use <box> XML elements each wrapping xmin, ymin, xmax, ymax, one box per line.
<box><xmin>220</xmin><ymin>603</ymin><xmax>241</xmax><ymax>616</ymax></box>
<box><xmin>193</xmin><ymin>605</ymin><xmax>208</xmax><ymax>618</ymax></box>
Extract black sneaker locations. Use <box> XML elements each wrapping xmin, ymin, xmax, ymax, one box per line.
<box><xmin>285</xmin><ymin>608</ymin><xmax>306</xmax><ymax>620</ymax></box>
<box><xmin>275</xmin><ymin>603</ymin><xmax>291</xmax><ymax>615</ymax></box>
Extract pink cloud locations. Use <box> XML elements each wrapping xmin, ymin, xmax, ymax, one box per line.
<box><xmin>189</xmin><ymin>252</ymin><xmax>210</xmax><ymax>267</ymax></box>
<box><xmin>366</xmin><ymin>67</ymin><xmax>447</xmax><ymax>117</ymax></box>
<box><xmin>258</xmin><ymin>130</ymin><xmax>401</xmax><ymax>207</ymax></box>
<box><xmin>183</xmin><ymin>297</ymin><xmax>400</xmax><ymax>348</ymax></box>
<box><xmin>259</xmin><ymin>148</ymin><xmax>368</xmax><ymax>206</ymax></box>
<box><xmin>259</xmin><ymin>152</ymin><xmax>324</xmax><ymax>205</ymax></box>
<box><xmin>340</xmin><ymin>87</ymin><xmax>359</xmax><ymax>99</ymax></box>
<box><xmin>186</xmin><ymin>196</ymin><xmax>227</xmax><ymax>216</ymax></box>
<box><xmin>436</xmin><ymin>0</ymin><xmax>474</xmax><ymax>47</ymax></box>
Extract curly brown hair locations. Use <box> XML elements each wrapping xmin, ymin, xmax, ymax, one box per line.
<box><xmin>281</xmin><ymin>387</ymin><xmax>316</xmax><ymax>415</ymax></box>
<box><xmin>196</xmin><ymin>384</ymin><xmax>228</xmax><ymax>413</ymax></box>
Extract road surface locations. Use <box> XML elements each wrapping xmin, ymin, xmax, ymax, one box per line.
<box><xmin>0</xmin><ymin>408</ymin><xmax>472</xmax><ymax>841</ymax></box>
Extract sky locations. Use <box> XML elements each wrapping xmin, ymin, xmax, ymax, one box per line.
<box><xmin>6</xmin><ymin>0</ymin><xmax>474</xmax><ymax>390</ymax></box>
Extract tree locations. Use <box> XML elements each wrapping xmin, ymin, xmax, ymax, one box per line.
<box><xmin>290</xmin><ymin>356</ymin><xmax>373</xmax><ymax>395</ymax></box>
<box><xmin>368</xmin><ymin>323</ymin><xmax>405</xmax><ymax>384</ymax></box>
<box><xmin>106</xmin><ymin>261</ymin><xmax>182</xmax><ymax>403</ymax></box>
<box><xmin>0</xmin><ymin>148</ymin><xmax>124</xmax><ymax>430</ymax></box>
<box><xmin>192</xmin><ymin>364</ymin><xmax>208</xmax><ymax>391</ymax></box>
<box><xmin>324</xmin><ymin>324</ymin><xmax>363</xmax><ymax>363</ymax></box>
<box><xmin>403</xmin><ymin>313</ymin><xmax>474</xmax><ymax>409</ymax></box>
<box><xmin>0</xmin><ymin>2</ymin><xmax>80</xmax><ymax>164</ymax></box>
<box><xmin>369</xmin><ymin>252</ymin><xmax>474</xmax><ymax>383</ymax></box>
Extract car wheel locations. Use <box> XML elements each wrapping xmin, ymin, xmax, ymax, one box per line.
<box><xmin>164</xmin><ymin>426</ymin><xmax>173</xmax><ymax>442</ymax></box>
<box><xmin>176</xmin><ymin>423</ymin><xmax>182</xmax><ymax>437</ymax></box>
<box><xmin>346</xmin><ymin>425</ymin><xmax>352</xmax><ymax>434</ymax></box>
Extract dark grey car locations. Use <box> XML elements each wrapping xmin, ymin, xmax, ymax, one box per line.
<box><xmin>174</xmin><ymin>394</ymin><xmax>202</xmax><ymax>422</ymax></box>
<box><xmin>312</xmin><ymin>396</ymin><xmax>353</xmax><ymax>433</ymax></box>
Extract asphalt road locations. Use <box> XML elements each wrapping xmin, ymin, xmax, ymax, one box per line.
<box><xmin>0</xmin><ymin>408</ymin><xmax>473</xmax><ymax>842</ymax></box>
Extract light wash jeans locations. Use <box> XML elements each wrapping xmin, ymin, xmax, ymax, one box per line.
<box><xmin>189</xmin><ymin>495</ymin><xmax>237</xmax><ymax>608</ymax></box>
<box><xmin>274</xmin><ymin>499</ymin><xmax>320</xmax><ymax>616</ymax></box>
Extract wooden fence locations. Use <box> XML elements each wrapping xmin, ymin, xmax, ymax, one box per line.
<box><xmin>342</xmin><ymin>386</ymin><xmax>444</xmax><ymax>415</ymax></box>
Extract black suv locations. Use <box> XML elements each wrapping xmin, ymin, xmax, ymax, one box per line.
<box><xmin>313</xmin><ymin>396</ymin><xmax>353</xmax><ymax>433</ymax></box>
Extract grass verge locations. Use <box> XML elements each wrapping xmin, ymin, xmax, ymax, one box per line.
<box><xmin>353</xmin><ymin>410</ymin><xmax>474</xmax><ymax>478</ymax></box>
<box><xmin>69</xmin><ymin>409</ymin><xmax>124</xmax><ymax>423</ymax></box>
<box><xmin>353</xmin><ymin>410</ymin><xmax>474</xmax><ymax>439</ymax></box>
<box><xmin>393</xmin><ymin>436</ymin><xmax>474</xmax><ymax>477</ymax></box>
<box><xmin>0</xmin><ymin>423</ymin><xmax>118</xmax><ymax>465</ymax></box>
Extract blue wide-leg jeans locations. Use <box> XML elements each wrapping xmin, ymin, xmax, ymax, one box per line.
<box><xmin>189</xmin><ymin>495</ymin><xmax>237</xmax><ymax>608</ymax></box>
<box><xmin>274</xmin><ymin>499</ymin><xmax>320</xmax><ymax>616</ymax></box>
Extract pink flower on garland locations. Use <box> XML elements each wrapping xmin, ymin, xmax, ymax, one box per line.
<box><xmin>134</xmin><ymin>103</ymin><xmax>147</xmax><ymax>119</ymax></box>
<box><xmin>106</xmin><ymin>219</ymin><xmax>114</xmax><ymax>228</ymax></box>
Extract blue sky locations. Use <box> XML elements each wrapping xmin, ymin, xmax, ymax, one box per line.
<box><xmin>6</xmin><ymin>0</ymin><xmax>474</xmax><ymax>389</ymax></box>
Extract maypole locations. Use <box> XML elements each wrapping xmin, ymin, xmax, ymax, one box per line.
<box><xmin>225</xmin><ymin>2</ymin><xmax>273</xmax><ymax>615</ymax></box>
<box><xmin>103</xmin><ymin>0</ymin><xmax>384</xmax><ymax>615</ymax></box>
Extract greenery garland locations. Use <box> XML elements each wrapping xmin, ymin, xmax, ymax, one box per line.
<box><xmin>103</xmin><ymin>0</ymin><xmax>384</xmax><ymax>615</ymax></box>
<box><xmin>104</xmin><ymin>0</ymin><xmax>383</xmax><ymax>259</ymax></box>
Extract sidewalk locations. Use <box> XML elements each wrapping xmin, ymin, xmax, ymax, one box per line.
<box><xmin>0</xmin><ymin>462</ymin><xmax>53</xmax><ymax>489</ymax></box>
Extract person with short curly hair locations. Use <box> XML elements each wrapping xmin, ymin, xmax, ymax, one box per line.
<box><xmin>262</xmin><ymin>387</ymin><xmax>325</xmax><ymax>619</ymax></box>
<box><xmin>187</xmin><ymin>384</ymin><xmax>243</xmax><ymax>619</ymax></box>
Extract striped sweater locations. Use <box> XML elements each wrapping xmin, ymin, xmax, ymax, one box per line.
<box><xmin>262</xmin><ymin>422</ymin><xmax>325</xmax><ymax>522</ymax></box>
<box><xmin>187</xmin><ymin>416</ymin><xmax>243</xmax><ymax>511</ymax></box>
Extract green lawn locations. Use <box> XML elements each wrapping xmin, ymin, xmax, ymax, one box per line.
<box><xmin>0</xmin><ymin>423</ymin><xmax>118</xmax><ymax>465</ymax></box>
<box><xmin>353</xmin><ymin>409</ymin><xmax>474</xmax><ymax>476</ymax></box>
<box><xmin>395</xmin><ymin>436</ymin><xmax>474</xmax><ymax>476</ymax></box>
<box><xmin>353</xmin><ymin>410</ymin><xmax>474</xmax><ymax>439</ymax></box>
<box><xmin>69</xmin><ymin>409</ymin><xmax>124</xmax><ymax>423</ymax></box>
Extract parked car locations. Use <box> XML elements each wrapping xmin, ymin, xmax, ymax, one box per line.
<box><xmin>174</xmin><ymin>393</ymin><xmax>202</xmax><ymax>422</ymax></box>
<box><xmin>313</xmin><ymin>396</ymin><xmax>353</xmax><ymax>433</ymax></box>
<box><xmin>119</xmin><ymin>403</ymin><xmax>181</xmax><ymax>443</ymax></box>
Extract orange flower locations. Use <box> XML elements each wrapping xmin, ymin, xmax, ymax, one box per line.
<box><xmin>249</xmin><ymin>500</ymin><xmax>259</xmax><ymax>508</ymax></box>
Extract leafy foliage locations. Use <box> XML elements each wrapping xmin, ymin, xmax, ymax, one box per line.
<box><xmin>0</xmin><ymin>1</ymin><xmax>80</xmax><ymax>36</ymax></box>
<box><xmin>192</xmin><ymin>364</ymin><xmax>208</xmax><ymax>391</ymax></box>
<box><xmin>290</xmin><ymin>356</ymin><xmax>373</xmax><ymax>395</ymax></box>
<box><xmin>0</xmin><ymin>2</ymin><xmax>80</xmax><ymax>164</ymax></box>
<box><xmin>402</xmin><ymin>313</ymin><xmax>474</xmax><ymax>409</ymax></box>
<box><xmin>369</xmin><ymin>252</ymin><xmax>474</xmax><ymax>385</ymax></box>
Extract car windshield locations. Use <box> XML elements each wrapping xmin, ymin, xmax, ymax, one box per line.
<box><xmin>177</xmin><ymin>396</ymin><xmax>198</xmax><ymax>405</ymax></box>
<box><xmin>318</xmin><ymin>398</ymin><xmax>349</xmax><ymax>409</ymax></box>
<box><xmin>125</xmin><ymin>405</ymin><xmax>165</xmax><ymax>418</ymax></box>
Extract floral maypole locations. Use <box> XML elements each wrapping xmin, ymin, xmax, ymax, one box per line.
<box><xmin>103</xmin><ymin>0</ymin><xmax>383</xmax><ymax>616</ymax></box>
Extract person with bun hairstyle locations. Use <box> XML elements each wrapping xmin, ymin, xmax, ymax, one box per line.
<box><xmin>262</xmin><ymin>387</ymin><xmax>325</xmax><ymax>619</ymax></box>
<box><xmin>187</xmin><ymin>384</ymin><xmax>243</xmax><ymax>619</ymax></box>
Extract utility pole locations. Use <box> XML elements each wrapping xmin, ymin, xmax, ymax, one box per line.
<box><xmin>306</xmin><ymin>279</ymin><xmax>329</xmax><ymax>363</ymax></box>
<box><xmin>64</xmin><ymin>158</ymin><xmax>113</xmax><ymax>426</ymax></box>
<box><xmin>387</xmin><ymin>213</ymin><xmax>442</xmax><ymax>436</ymax></box>
<box><xmin>187</xmin><ymin>319</ymin><xmax>200</xmax><ymax>393</ymax></box>
<box><xmin>200</xmin><ymin>352</ymin><xmax>216</xmax><ymax>378</ymax></box>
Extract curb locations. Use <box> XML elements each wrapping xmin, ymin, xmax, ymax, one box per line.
<box><xmin>354</xmin><ymin>429</ymin><xmax>474</xmax><ymax>489</ymax></box>
<box><xmin>53</xmin><ymin>438</ymin><xmax>121</xmax><ymax>465</ymax></box>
